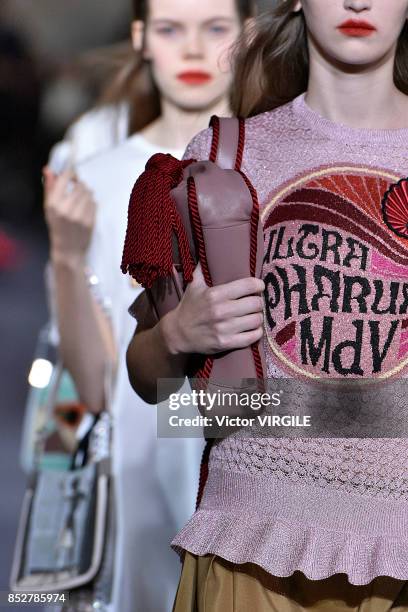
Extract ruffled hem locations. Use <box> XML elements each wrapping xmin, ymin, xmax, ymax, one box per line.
<box><xmin>171</xmin><ymin>508</ymin><xmax>408</xmax><ymax>586</ymax></box>
<box><xmin>171</xmin><ymin>467</ymin><xmax>408</xmax><ymax>586</ymax></box>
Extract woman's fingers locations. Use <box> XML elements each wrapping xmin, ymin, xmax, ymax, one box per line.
<box><xmin>172</xmin><ymin>262</ymin><xmax>266</xmax><ymax>354</ymax></box>
<box><xmin>42</xmin><ymin>166</ymin><xmax>57</xmax><ymax>193</ymax></box>
<box><xmin>71</xmin><ymin>192</ymin><xmax>96</xmax><ymax>225</ymax></box>
<box><xmin>47</xmin><ymin>169</ymin><xmax>77</xmax><ymax>203</ymax></box>
<box><xmin>222</xmin><ymin>295</ymin><xmax>264</xmax><ymax>318</ymax></box>
<box><xmin>190</xmin><ymin>262</ymin><xmax>207</xmax><ymax>288</ymax></box>
<box><xmin>190</xmin><ymin>263</ymin><xmax>264</xmax><ymax>299</ymax></box>
<box><xmin>43</xmin><ymin>169</ymin><xmax>96</xmax><ymax>258</ymax></box>
<box><xmin>49</xmin><ymin>181</ymin><xmax>94</xmax><ymax>218</ymax></box>
<box><xmin>211</xmin><ymin>276</ymin><xmax>265</xmax><ymax>301</ymax></box>
<box><xmin>222</xmin><ymin>312</ymin><xmax>264</xmax><ymax>335</ymax></box>
<box><xmin>226</xmin><ymin>326</ymin><xmax>264</xmax><ymax>350</ymax></box>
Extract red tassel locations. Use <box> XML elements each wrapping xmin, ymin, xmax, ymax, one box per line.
<box><xmin>121</xmin><ymin>153</ymin><xmax>196</xmax><ymax>289</ymax></box>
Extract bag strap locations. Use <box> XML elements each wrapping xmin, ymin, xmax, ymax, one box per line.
<box><xmin>208</xmin><ymin>116</ymin><xmax>245</xmax><ymax>171</ymax></box>
<box><xmin>195</xmin><ymin>115</ymin><xmax>246</xmax><ymax>511</ymax></box>
<box><xmin>121</xmin><ymin>117</ymin><xmax>245</xmax><ymax>289</ymax></box>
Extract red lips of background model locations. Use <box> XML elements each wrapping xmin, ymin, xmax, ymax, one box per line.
<box><xmin>176</xmin><ymin>71</ymin><xmax>212</xmax><ymax>85</ymax></box>
<box><xmin>337</xmin><ymin>19</ymin><xmax>377</xmax><ymax>37</ymax></box>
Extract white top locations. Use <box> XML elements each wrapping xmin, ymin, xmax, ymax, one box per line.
<box><xmin>49</xmin><ymin>103</ymin><xmax>129</xmax><ymax>172</ymax></box>
<box><xmin>48</xmin><ymin>110</ymin><xmax>204</xmax><ymax>610</ymax></box>
<box><xmin>47</xmin><ymin>104</ymin><xmax>129</xmax><ymax>345</ymax></box>
<box><xmin>77</xmin><ymin>133</ymin><xmax>204</xmax><ymax>612</ymax></box>
<box><xmin>80</xmin><ymin>133</ymin><xmax>182</xmax><ymax>347</ymax></box>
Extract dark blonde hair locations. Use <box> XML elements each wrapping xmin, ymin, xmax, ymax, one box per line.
<box><xmin>231</xmin><ymin>0</ymin><xmax>408</xmax><ymax>118</ymax></box>
<box><xmin>100</xmin><ymin>0</ymin><xmax>255</xmax><ymax>135</ymax></box>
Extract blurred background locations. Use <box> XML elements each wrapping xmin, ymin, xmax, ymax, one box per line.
<box><xmin>0</xmin><ymin>2</ymin><xmax>131</xmax><ymax>609</ymax></box>
<box><xmin>0</xmin><ymin>1</ymin><xmax>270</xmax><ymax>609</ymax></box>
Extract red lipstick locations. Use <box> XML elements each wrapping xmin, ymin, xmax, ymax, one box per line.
<box><xmin>338</xmin><ymin>19</ymin><xmax>377</xmax><ymax>37</ymax></box>
<box><xmin>176</xmin><ymin>71</ymin><xmax>212</xmax><ymax>85</ymax></box>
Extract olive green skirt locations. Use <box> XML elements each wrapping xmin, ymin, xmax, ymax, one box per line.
<box><xmin>173</xmin><ymin>552</ymin><xmax>408</xmax><ymax>612</ymax></box>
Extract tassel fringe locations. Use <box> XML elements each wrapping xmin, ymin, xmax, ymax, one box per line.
<box><xmin>121</xmin><ymin>153</ymin><xmax>195</xmax><ymax>289</ymax></box>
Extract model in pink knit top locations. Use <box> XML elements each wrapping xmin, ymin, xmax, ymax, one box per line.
<box><xmin>171</xmin><ymin>92</ymin><xmax>408</xmax><ymax>585</ymax></box>
<box><xmin>126</xmin><ymin>0</ymin><xmax>408</xmax><ymax>608</ymax></box>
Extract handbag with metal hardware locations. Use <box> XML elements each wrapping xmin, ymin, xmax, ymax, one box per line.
<box><xmin>10</xmin><ymin>344</ymin><xmax>115</xmax><ymax>609</ymax></box>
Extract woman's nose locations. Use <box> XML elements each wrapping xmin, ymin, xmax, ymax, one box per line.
<box><xmin>182</xmin><ymin>31</ymin><xmax>204</xmax><ymax>58</ymax></box>
<box><xmin>343</xmin><ymin>0</ymin><xmax>372</xmax><ymax>13</ymax></box>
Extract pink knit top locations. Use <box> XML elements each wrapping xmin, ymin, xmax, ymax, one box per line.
<box><xmin>171</xmin><ymin>94</ymin><xmax>408</xmax><ymax>585</ymax></box>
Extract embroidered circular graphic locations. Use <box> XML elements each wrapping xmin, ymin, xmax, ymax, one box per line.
<box><xmin>382</xmin><ymin>177</ymin><xmax>408</xmax><ymax>239</ymax></box>
<box><xmin>261</xmin><ymin>165</ymin><xmax>408</xmax><ymax>380</ymax></box>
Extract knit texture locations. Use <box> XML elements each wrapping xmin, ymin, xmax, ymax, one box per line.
<box><xmin>172</xmin><ymin>94</ymin><xmax>408</xmax><ymax>585</ymax></box>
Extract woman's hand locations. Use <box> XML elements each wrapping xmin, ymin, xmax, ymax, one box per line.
<box><xmin>43</xmin><ymin>166</ymin><xmax>96</xmax><ymax>263</ymax></box>
<box><xmin>160</xmin><ymin>263</ymin><xmax>265</xmax><ymax>356</ymax></box>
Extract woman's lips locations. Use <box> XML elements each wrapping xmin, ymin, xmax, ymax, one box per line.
<box><xmin>337</xmin><ymin>19</ymin><xmax>377</xmax><ymax>37</ymax></box>
<box><xmin>176</xmin><ymin>71</ymin><xmax>212</xmax><ymax>85</ymax></box>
